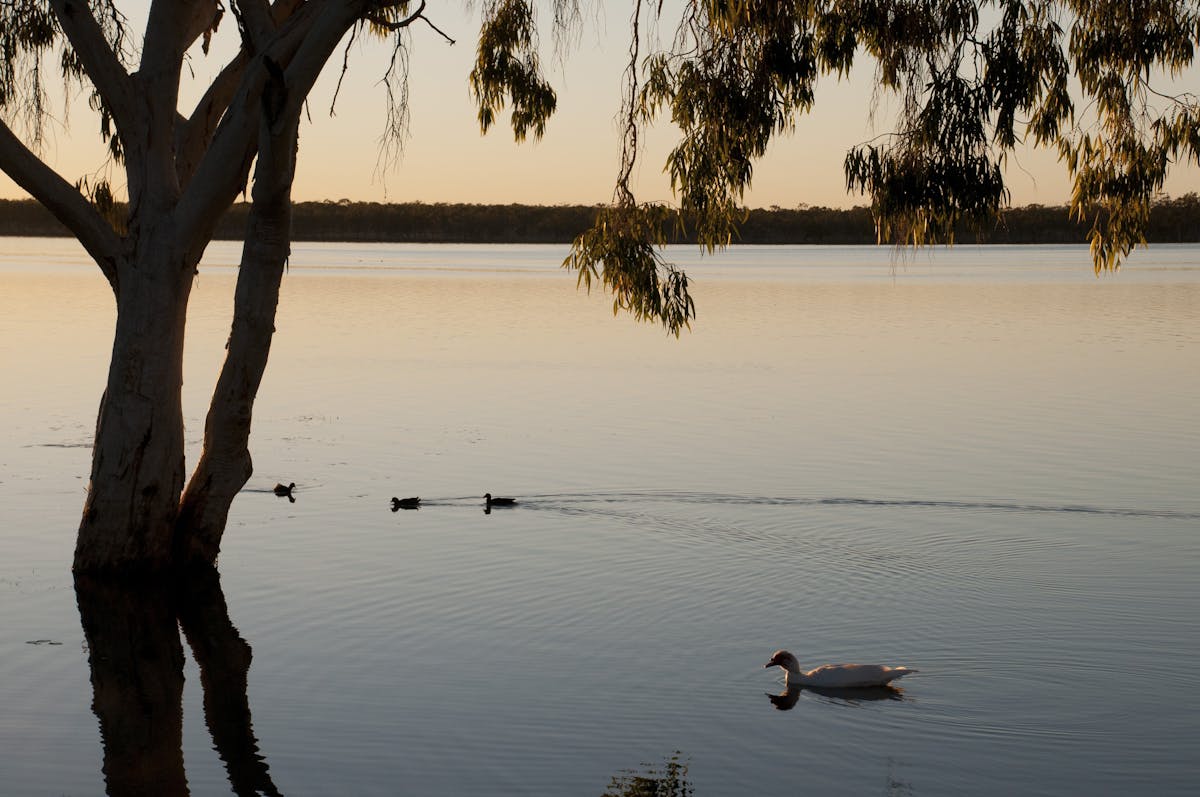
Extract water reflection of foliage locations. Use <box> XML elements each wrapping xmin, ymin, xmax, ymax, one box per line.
<box><xmin>75</xmin><ymin>565</ymin><xmax>279</xmax><ymax>797</ymax></box>
<box><xmin>602</xmin><ymin>752</ymin><xmax>693</xmax><ymax>797</ymax></box>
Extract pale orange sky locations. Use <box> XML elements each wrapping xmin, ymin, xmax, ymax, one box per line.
<box><xmin>3</xmin><ymin>1</ymin><xmax>1199</xmax><ymax>209</ymax></box>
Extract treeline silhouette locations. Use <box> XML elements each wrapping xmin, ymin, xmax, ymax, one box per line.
<box><xmin>3</xmin><ymin>194</ymin><xmax>1199</xmax><ymax>244</ymax></box>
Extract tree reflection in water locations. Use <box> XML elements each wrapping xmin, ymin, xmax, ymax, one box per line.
<box><xmin>75</xmin><ymin>566</ymin><xmax>280</xmax><ymax>797</ymax></box>
<box><xmin>602</xmin><ymin>752</ymin><xmax>692</xmax><ymax>797</ymax></box>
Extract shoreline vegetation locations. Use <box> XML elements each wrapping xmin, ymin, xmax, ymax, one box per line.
<box><xmin>2</xmin><ymin>194</ymin><xmax>1198</xmax><ymax>245</ymax></box>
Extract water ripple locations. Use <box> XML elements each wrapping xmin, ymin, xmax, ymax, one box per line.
<box><xmin>498</xmin><ymin>491</ymin><xmax>1200</xmax><ymax>521</ymax></box>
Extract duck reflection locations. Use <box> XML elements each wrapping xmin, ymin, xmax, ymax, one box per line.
<box><xmin>767</xmin><ymin>684</ymin><xmax>906</xmax><ymax>710</ymax></box>
<box><xmin>75</xmin><ymin>565</ymin><xmax>280</xmax><ymax>796</ymax></box>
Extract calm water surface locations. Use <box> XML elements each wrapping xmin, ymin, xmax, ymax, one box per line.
<box><xmin>1</xmin><ymin>239</ymin><xmax>1198</xmax><ymax>795</ymax></box>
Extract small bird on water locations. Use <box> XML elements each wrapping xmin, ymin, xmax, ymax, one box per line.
<box><xmin>764</xmin><ymin>649</ymin><xmax>916</xmax><ymax>688</ymax></box>
<box><xmin>484</xmin><ymin>493</ymin><xmax>516</xmax><ymax>509</ymax></box>
<box><xmin>391</xmin><ymin>496</ymin><xmax>420</xmax><ymax>510</ymax></box>
<box><xmin>273</xmin><ymin>482</ymin><xmax>295</xmax><ymax>502</ymax></box>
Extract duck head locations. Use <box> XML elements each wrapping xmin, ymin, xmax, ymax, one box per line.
<box><xmin>764</xmin><ymin>650</ymin><xmax>801</xmax><ymax>674</ymax></box>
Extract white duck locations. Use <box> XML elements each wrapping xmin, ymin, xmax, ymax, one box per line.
<box><xmin>764</xmin><ymin>649</ymin><xmax>916</xmax><ymax>688</ymax></box>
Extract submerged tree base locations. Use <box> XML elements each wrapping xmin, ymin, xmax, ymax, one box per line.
<box><xmin>75</xmin><ymin>563</ymin><xmax>280</xmax><ymax>795</ymax></box>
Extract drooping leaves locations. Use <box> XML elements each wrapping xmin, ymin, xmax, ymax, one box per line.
<box><xmin>0</xmin><ymin>1</ymin><xmax>59</xmax><ymax>142</ymax></box>
<box><xmin>470</xmin><ymin>0</ymin><xmax>557</xmax><ymax>142</ymax></box>
<box><xmin>844</xmin><ymin>67</ymin><xmax>1009</xmax><ymax>246</ymax></box>
<box><xmin>588</xmin><ymin>0</ymin><xmax>1200</xmax><ymax>298</ymax></box>
<box><xmin>564</xmin><ymin>203</ymin><xmax>695</xmax><ymax>336</ymax></box>
<box><xmin>1057</xmin><ymin>0</ymin><xmax>1200</xmax><ymax>271</ymax></box>
<box><xmin>2</xmin><ymin>1</ymin><xmax>130</xmax><ymax>157</ymax></box>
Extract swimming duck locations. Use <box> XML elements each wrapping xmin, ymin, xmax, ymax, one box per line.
<box><xmin>484</xmin><ymin>493</ymin><xmax>517</xmax><ymax>508</ymax></box>
<box><xmin>391</xmin><ymin>496</ymin><xmax>420</xmax><ymax>510</ymax></box>
<box><xmin>764</xmin><ymin>650</ymin><xmax>916</xmax><ymax>688</ymax></box>
<box><xmin>273</xmin><ymin>482</ymin><xmax>295</xmax><ymax>498</ymax></box>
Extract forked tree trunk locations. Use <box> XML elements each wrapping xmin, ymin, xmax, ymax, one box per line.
<box><xmin>59</xmin><ymin>3</ymin><xmax>363</xmax><ymax>573</ymax></box>
<box><xmin>74</xmin><ymin>229</ymin><xmax>198</xmax><ymax>574</ymax></box>
<box><xmin>174</xmin><ymin>116</ymin><xmax>300</xmax><ymax>565</ymax></box>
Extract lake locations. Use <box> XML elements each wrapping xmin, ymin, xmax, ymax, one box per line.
<box><xmin>1</xmin><ymin>238</ymin><xmax>1198</xmax><ymax>796</ymax></box>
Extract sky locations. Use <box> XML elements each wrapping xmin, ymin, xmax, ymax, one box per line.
<box><xmin>2</xmin><ymin>1</ymin><xmax>1199</xmax><ymax>209</ymax></box>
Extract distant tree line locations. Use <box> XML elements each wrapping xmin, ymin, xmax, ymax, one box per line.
<box><xmin>3</xmin><ymin>194</ymin><xmax>1199</xmax><ymax>245</ymax></box>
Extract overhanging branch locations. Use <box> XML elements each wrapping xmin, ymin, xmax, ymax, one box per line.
<box><xmin>366</xmin><ymin>1</ymin><xmax>456</xmax><ymax>45</ymax></box>
<box><xmin>0</xmin><ymin>120</ymin><xmax>121</xmax><ymax>291</ymax></box>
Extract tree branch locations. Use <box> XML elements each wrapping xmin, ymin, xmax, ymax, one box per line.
<box><xmin>179</xmin><ymin>0</ymin><xmax>225</xmax><ymax>54</ymax></box>
<box><xmin>175</xmin><ymin>0</ymin><xmax>359</xmax><ymax>248</ymax></box>
<box><xmin>365</xmin><ymin>0</ymin><xmax>424</xmax><ymax>30</ymax></box>
<box><xmin>175</xmin><ymin>0</ymin><xmax>305</xmax><ymax>191</ymax></box>
<box><xmin>415</xmin><ymin>14</ymin><xmax>456</xmax><ymax>46</ymax></box>
<box><xmin>366</xmin><ymin>1</ymin><xmax>456</xmax><ymax>45</ymax></box>
<box><xmin>231</xmin><ymin>0</ymin><xmax>277</xmax><ymax>50</ymax></box>
<box><xmin>0</xmin><ymin>120</ymin><xmax>122</xmax><ymax>292</ymax></box>
<box><xmin>135</xmin><ymin>3</ymin><xmax>225</xmax><ymax>204</ymax></box>
<box><xmin>177</xmin><ymin>0</ymin><xmax>433</xmax><ymax>248</ymax></box>
<box><xmin>176</xmin><ymin>53</ymin><xmax>251</xmax><ymax>188</ymax></box>
<box><xmin>328</xmin><ymin>23</ymin><xmax>361</xmax><ymax>115</ymax></box>
<box><xmin>173</xmin><ymin>66</ymin><xmax>267</xmax><ymax>254</ymax></box>
<box><xmin>281</xmin><ymin>3</ymin><xmax>375</xmax><ymax>117</ymax></box>
<box><xmin>48</xmin><ymin>0</ymin><xmax>136</xmax><ymax>136</ymax></box>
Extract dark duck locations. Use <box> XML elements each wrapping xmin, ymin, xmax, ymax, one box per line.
<box><xmin>484</xmin><ymin>493</ymin><xmax>517</xmax><ymax>512</ymax></box>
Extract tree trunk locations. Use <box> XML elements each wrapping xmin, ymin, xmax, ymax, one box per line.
<box><xmin>75</xmin><ymin>229</ymin><xmax>196</xmax><ymax>574</ymax></box>
<box><xmin>66</xmin><ymin>4</ymin><xmax>361</xmax><ymax>572</ymax></box>
<box><xmin>175</xmin><ymin>115</ymin><xmax>300</xmax><ymax>566</ymax></box>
